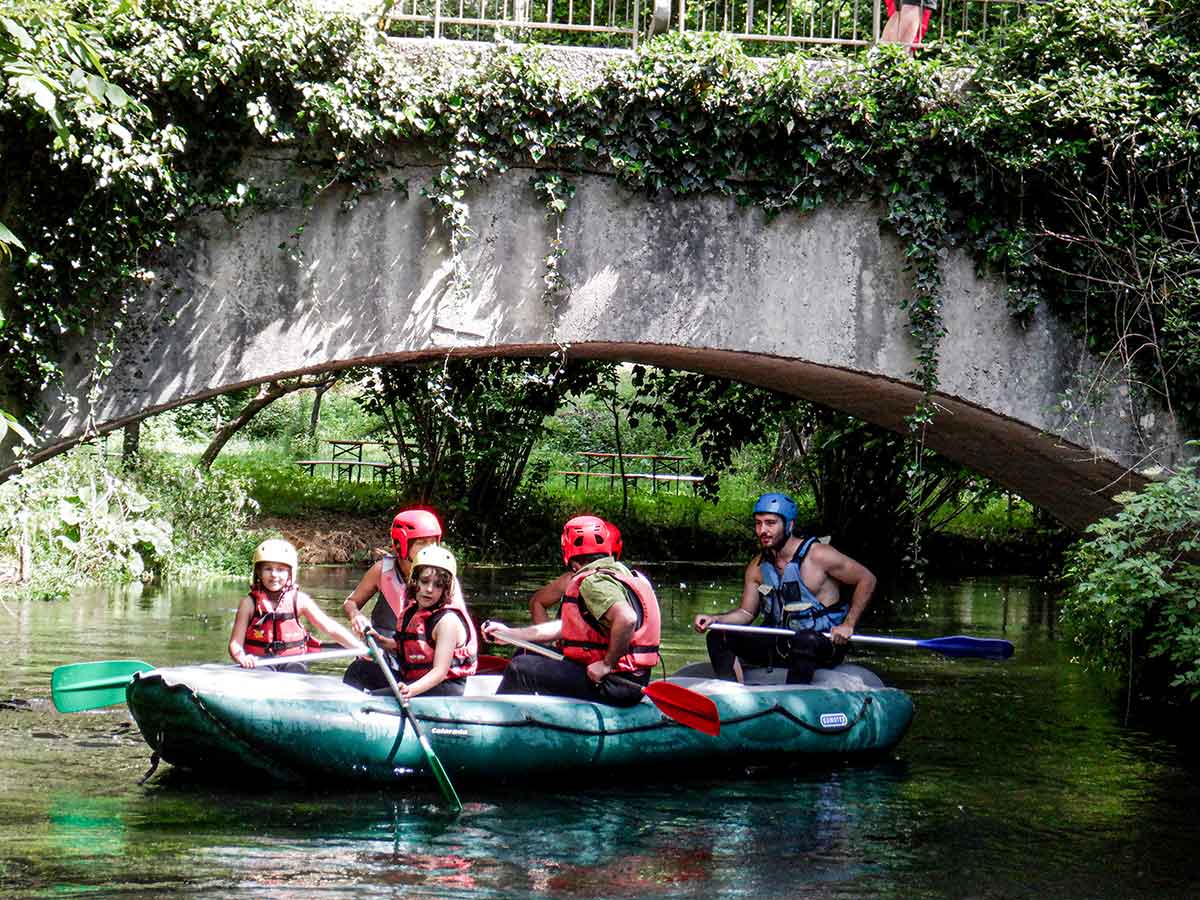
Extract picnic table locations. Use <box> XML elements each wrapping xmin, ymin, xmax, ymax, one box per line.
<box><xmin>557</xmin><ymin>452</ymin><xmax>703</xmax><ymax>494</ymax></box>
<box><xmin>295</xmin><ymin>439</ymin><xmax>410</xmax><ymax>484</ymax></box>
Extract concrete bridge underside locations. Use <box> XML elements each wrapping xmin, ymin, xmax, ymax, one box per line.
<box><xmin>15</xmin><ymin>161</ymin><xmax>1189</xmax><ymax>530</ymax></box>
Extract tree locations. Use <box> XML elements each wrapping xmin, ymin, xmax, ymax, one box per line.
<box><xmin>773</xmin><ymin>408</ymin><xmax>1002</xmax><ymax>569</ymax></box>
<box><xmin>2</xmin><ymin>1</ymin><xmax>140</xmax><ymax>441</ymax></box>
<box><xmin>355</xmin><ymin>356</ymin><xmax>608</xmax><ymax>536</ymax></box>
<box><xmin>198</xmin><ymin>376</ymin><xmax>335</xmax><ymax>470</ymax></box>
<box><xmin>627</xmin><ymin>367</ymin><xmax>1004</xmax><ymax>571</ymax></box>
<box><xmin>628</xmin><ymin>366</ymin><xmax>794</xmax><ymax>501</ymax></box>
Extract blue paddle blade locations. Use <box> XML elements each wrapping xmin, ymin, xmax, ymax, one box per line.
<box><xmin>917</xmin><ymin>635</ymin><xmax>1014</xmax><ymax>660</ymax></box>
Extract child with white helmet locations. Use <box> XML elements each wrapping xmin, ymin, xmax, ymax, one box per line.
<box><xmin>368</xmin><ymin>544</ymin><xmax>478</xmax><ymax>698</ymax></box>
<box><xmin>229</xmin><ymin>538</ymin><xmax>360</xmax><ymax>673</ymax></box>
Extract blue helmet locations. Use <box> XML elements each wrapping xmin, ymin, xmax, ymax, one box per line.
<box><xmin>753</xmin><ymin>492</ymin><xmax>798</xmax><ymax>535</ymax></box>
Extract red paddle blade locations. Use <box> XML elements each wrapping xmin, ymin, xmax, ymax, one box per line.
<box><xmin>644</xmin><ymin>681</ymin><xmax>721</xmax><ymax>737</ymax></box>
<box><xmin>476</xmin><ymin>654</ymin><xmax>510</xmax><ymax>675</ymax></box>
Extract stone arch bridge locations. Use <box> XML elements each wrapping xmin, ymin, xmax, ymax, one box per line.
<box><xmin>7</xmin><ymin>160</ymin><xmax>1190</xmax><ymax>530</ymax></box>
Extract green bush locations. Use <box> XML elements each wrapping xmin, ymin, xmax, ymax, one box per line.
<box><xmin>137</xmin><ymin>454</ymin><xmax>265</xmax><ymax>578</ymax></box>
<box><xmin>1062</xmin><ymin>458</ymin><xmax>1200</xmax><ymax>700</ymax></box>
<box><xmin>0</xmin><ymin>446</ymin><xmax>265</xmax><ymax>597</ymax></box>
<box><xmin>0</xmin><ymin>449</ymin><xmax>171</xmax><ymax>592</ymax></box>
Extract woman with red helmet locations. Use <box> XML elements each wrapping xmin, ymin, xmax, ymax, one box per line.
<box><xmin>484</xmin><ymin>516</ymin><xmax>659</xmax><ymax>707</ymax></box>
<box><xmin>341</xmin><ymin>508</ymin><xmax>459</xmax><ymax>692</ymax></box>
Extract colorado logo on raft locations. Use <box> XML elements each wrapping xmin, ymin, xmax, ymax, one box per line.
<box><xmin>430</xmin><ymin>726</ymin><xmax>471</xmax><ymax>738</ymax></box>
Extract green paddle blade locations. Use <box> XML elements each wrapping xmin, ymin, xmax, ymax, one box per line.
<box><xmin>51</xmin><ymin>660</ymin><xmax>155</xmax><ymax>713</ymax></box>
<box><xmin>417</xmin><ymin>730</ymin><xmax>463</xmax><ymax>814</ymax></box>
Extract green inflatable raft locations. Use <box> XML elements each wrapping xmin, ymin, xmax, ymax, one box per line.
<box><xmin>125</xmin><ymin>663</ymin><xmax>914</xmax><ymax>785</ymax></box>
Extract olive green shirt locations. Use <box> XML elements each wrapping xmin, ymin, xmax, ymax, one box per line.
<box><xmin>575</xmin><ymin>557</ymin><xmax>634</xmax><ymax>624</ymax></box>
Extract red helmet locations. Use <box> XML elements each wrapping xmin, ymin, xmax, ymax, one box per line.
<box><xmin>605</xmin><ymin>521</ymin><xmax>623</xmax><ymax>560</ymax></box>
<box><xmin>391</xmin><ymin>508</ymin><xmax>443</xmax><ymax>559</ymax></box>
<box><xmin>561</xmin><ymin>515</ymin><xmax>613</xmax><ymax>566</ymax></box>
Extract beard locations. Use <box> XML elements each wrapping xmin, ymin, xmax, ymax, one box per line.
<box><xmin>762</xmin><ymin>524</ymin><xmax>788</xmax><ymax>557</ymax></box>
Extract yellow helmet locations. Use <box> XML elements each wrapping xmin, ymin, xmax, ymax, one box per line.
<box><xmin>412</xmin><ymin>544</ymin><xmax>457</xmax><ymax>581</ymax></box>
<box><xmin>252</xmin><ymin>539</ymin><xmax>299</xmax><ymax>580</ymax></box>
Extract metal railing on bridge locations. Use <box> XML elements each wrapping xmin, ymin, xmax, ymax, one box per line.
<box><xmin>380</xmin><ymin>0</ymin><xmax>1039</xmax><ymax>53</ymax></box>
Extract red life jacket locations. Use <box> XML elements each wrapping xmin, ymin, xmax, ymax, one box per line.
<box><xmin>396</xmin><ymin>596</ymin><xmax>479</xmax><ymax>682</ymax></box>
<box><xmin>560</xmin><ymin>563</ymin><xmax>661</xmax><ymax>674</ymax></box>
<box><xmin>243</xmin><ymin>586</ymin><xmax>322</xmax><ymax>657</ymax></box>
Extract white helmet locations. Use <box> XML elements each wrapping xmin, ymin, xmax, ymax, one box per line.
<box><xmin>252</xmin><ymin>539</ymin><xmax>299</xmax><ymax>581</ymax></box>
<box><xmin>412</xmin><ymin>544</ymin><xmax>457</xmax><ymax>580</ymax></box>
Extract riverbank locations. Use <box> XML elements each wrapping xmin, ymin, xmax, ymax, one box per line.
<box><xmin>258</xmin><ymin>509</ymin><xmax>1068</xmax><ymax>576</ymax></box>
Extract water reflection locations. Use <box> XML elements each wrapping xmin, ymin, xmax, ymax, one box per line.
<box><xmin>2</xmin><ymin>569</ymin><xmax>1200</xmax><ymax>898</ymax></box>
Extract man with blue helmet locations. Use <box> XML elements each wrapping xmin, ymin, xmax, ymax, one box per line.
<box><xmin>693</xmin><ymin>492</ymin><xmax>877</xmax><ymax>684</ymax></box>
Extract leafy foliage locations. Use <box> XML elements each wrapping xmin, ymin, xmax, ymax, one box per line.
<box><xmin>354</xmin><ymin>356</ymin><xmax>608</xmax><ymax>535</ymax></box>
<box><xmin>626</xmin><ymin>368</ymin><xmax>1008</xmax><ymax>570</ymax></box>
<box><xmin>963</xmin><ymin>0</ymin><xmax>1200</xmax><ymax>424</ymax></box>
<box><xmin>627</xmin><ymin>366</ymin><xmax>793</xmax><ymax>500</ymax></box>
<box><xmin>0</xmin><ymin>445</ymin><xmax>260</xmax><ymax>594</ymax></box>
<box><xmin>1062</xmin><ymin>458</ymin><xmax>1200</xmax><ymax>700</ymax></box>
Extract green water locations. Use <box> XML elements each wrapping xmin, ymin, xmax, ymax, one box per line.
<box><xmin>1</xmin><ymin>566</ymin><xmax>1197</xmax><ymax>898</ymax></box>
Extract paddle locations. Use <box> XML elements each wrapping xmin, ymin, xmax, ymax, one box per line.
<box><xmin>475</xmin><ymin>654</ymin><xmax>510</xmax><ymax>675</ymax></box>
<box><xmin>364</xmin><ymin>634</ymin><xmax>463</xmax><ymax>814</ymax></box>
<box><xmin>50</xmin><ymin>646</ymin><xmax>369</xmax><ymax>713</ymax></box>
<box><xmin>483</xmin><ymin>623</ymin><xmax>721</xmax><ymax>737</ymax></box>
<box><xmin>706</xmin><ymin>622</ymin><xmax>1015</xmax><ymax>660</ymax></box>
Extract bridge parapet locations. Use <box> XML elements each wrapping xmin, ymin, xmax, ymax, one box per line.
<box><xmin>353</xmin><ymin>0</ymin><xmax>1036</xmax><ymax>53</ymax></box>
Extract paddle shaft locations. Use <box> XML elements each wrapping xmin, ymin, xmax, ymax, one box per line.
<box><xmin>706</xmin><ymin>622</ymin><xmax>1013</xmax><ymax>659</ymax></box>
<box><xmin>486</xmin><ymin>629</ymin><xmax>635</xmax><ymax>685</ymax></box>
<box><xmin>365</xmin><ymin>635</ymin><xmax>463</xmax><ymax>813</ymax></box>
<box><xmin>51</xmin><ymin>646</ymin><xmax>369</xmax><ymax>713</ymax></box>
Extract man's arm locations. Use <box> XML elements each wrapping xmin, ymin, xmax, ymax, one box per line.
<box><xmin>693</xmin><ymin>558</ymin><xmax>764</xmax><ymax>633</ymax></box>
<box><xmin>482</xmin><ymin>618</ymin><xmax>563</xmax><ymax>646</ymax></box>
<box><xmin>588</xmin><ymin>601</ymin><xmax>637</xmax><ymax>683</ymax></box>
<box><xmin>342</xmin><ymin>561</ymin><xmax>383</xmax><ymax>638</ymax></box>
<box><xmin>529</xmin><ymin>570</ymin><xmax>571</xmax><ymax>624</ymax></box>
<box><xmin>810</xmin><ymin>543</ymin><xmax>876</xmax><ymax>644</ymax></box>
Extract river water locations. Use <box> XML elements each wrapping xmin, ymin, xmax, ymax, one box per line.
<box><xmin>1</xmin><ymin>565</ymin><xmax>1197</xmax><ymax>898</ymax></box>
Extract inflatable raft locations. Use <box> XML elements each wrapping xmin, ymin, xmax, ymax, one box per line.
<box><xmin>125</xmin><ymin>662</ymin><xmax>914</xmax><ymax>785</ymax></box>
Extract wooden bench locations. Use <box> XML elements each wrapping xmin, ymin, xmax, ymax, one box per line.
<box><xmin>295</xmin><ymin>459</ymin><xmax>395</xmax><ymax>484</ymax></box>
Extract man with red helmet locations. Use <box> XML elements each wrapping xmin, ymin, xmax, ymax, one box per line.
<box><xmin>483</xmin><ymin>516</ymin><xmax>659</xmax><ymax>707</ymax></box>
<box><xmin>528</xmin><ymin>520</ymin><xmax>624</xmax><ymax>625</ymax></box>
<box><xmin>341</xmin><ymin>508</ymin><xmax>457</xmax><ymax>692</ymax></box>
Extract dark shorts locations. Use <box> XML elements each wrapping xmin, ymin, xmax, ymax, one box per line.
<box><xmin>706</xmin><ymin>628</ymin><xmax>846</xmax><ymax>685</ymax></box>
<box><xmin>901</xmin><ymin>0</ymin><xmax>937</xmax><ymax>10</ymax></box>
<box><xmin>495</xmin><ymin>655</ymin><xmax>649</xmax><ymax>708</ymax></box>
<box><xmin>343</xmin><ymin>655</ymin><xmax>398</xmax><ymax>692</ymax></box>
